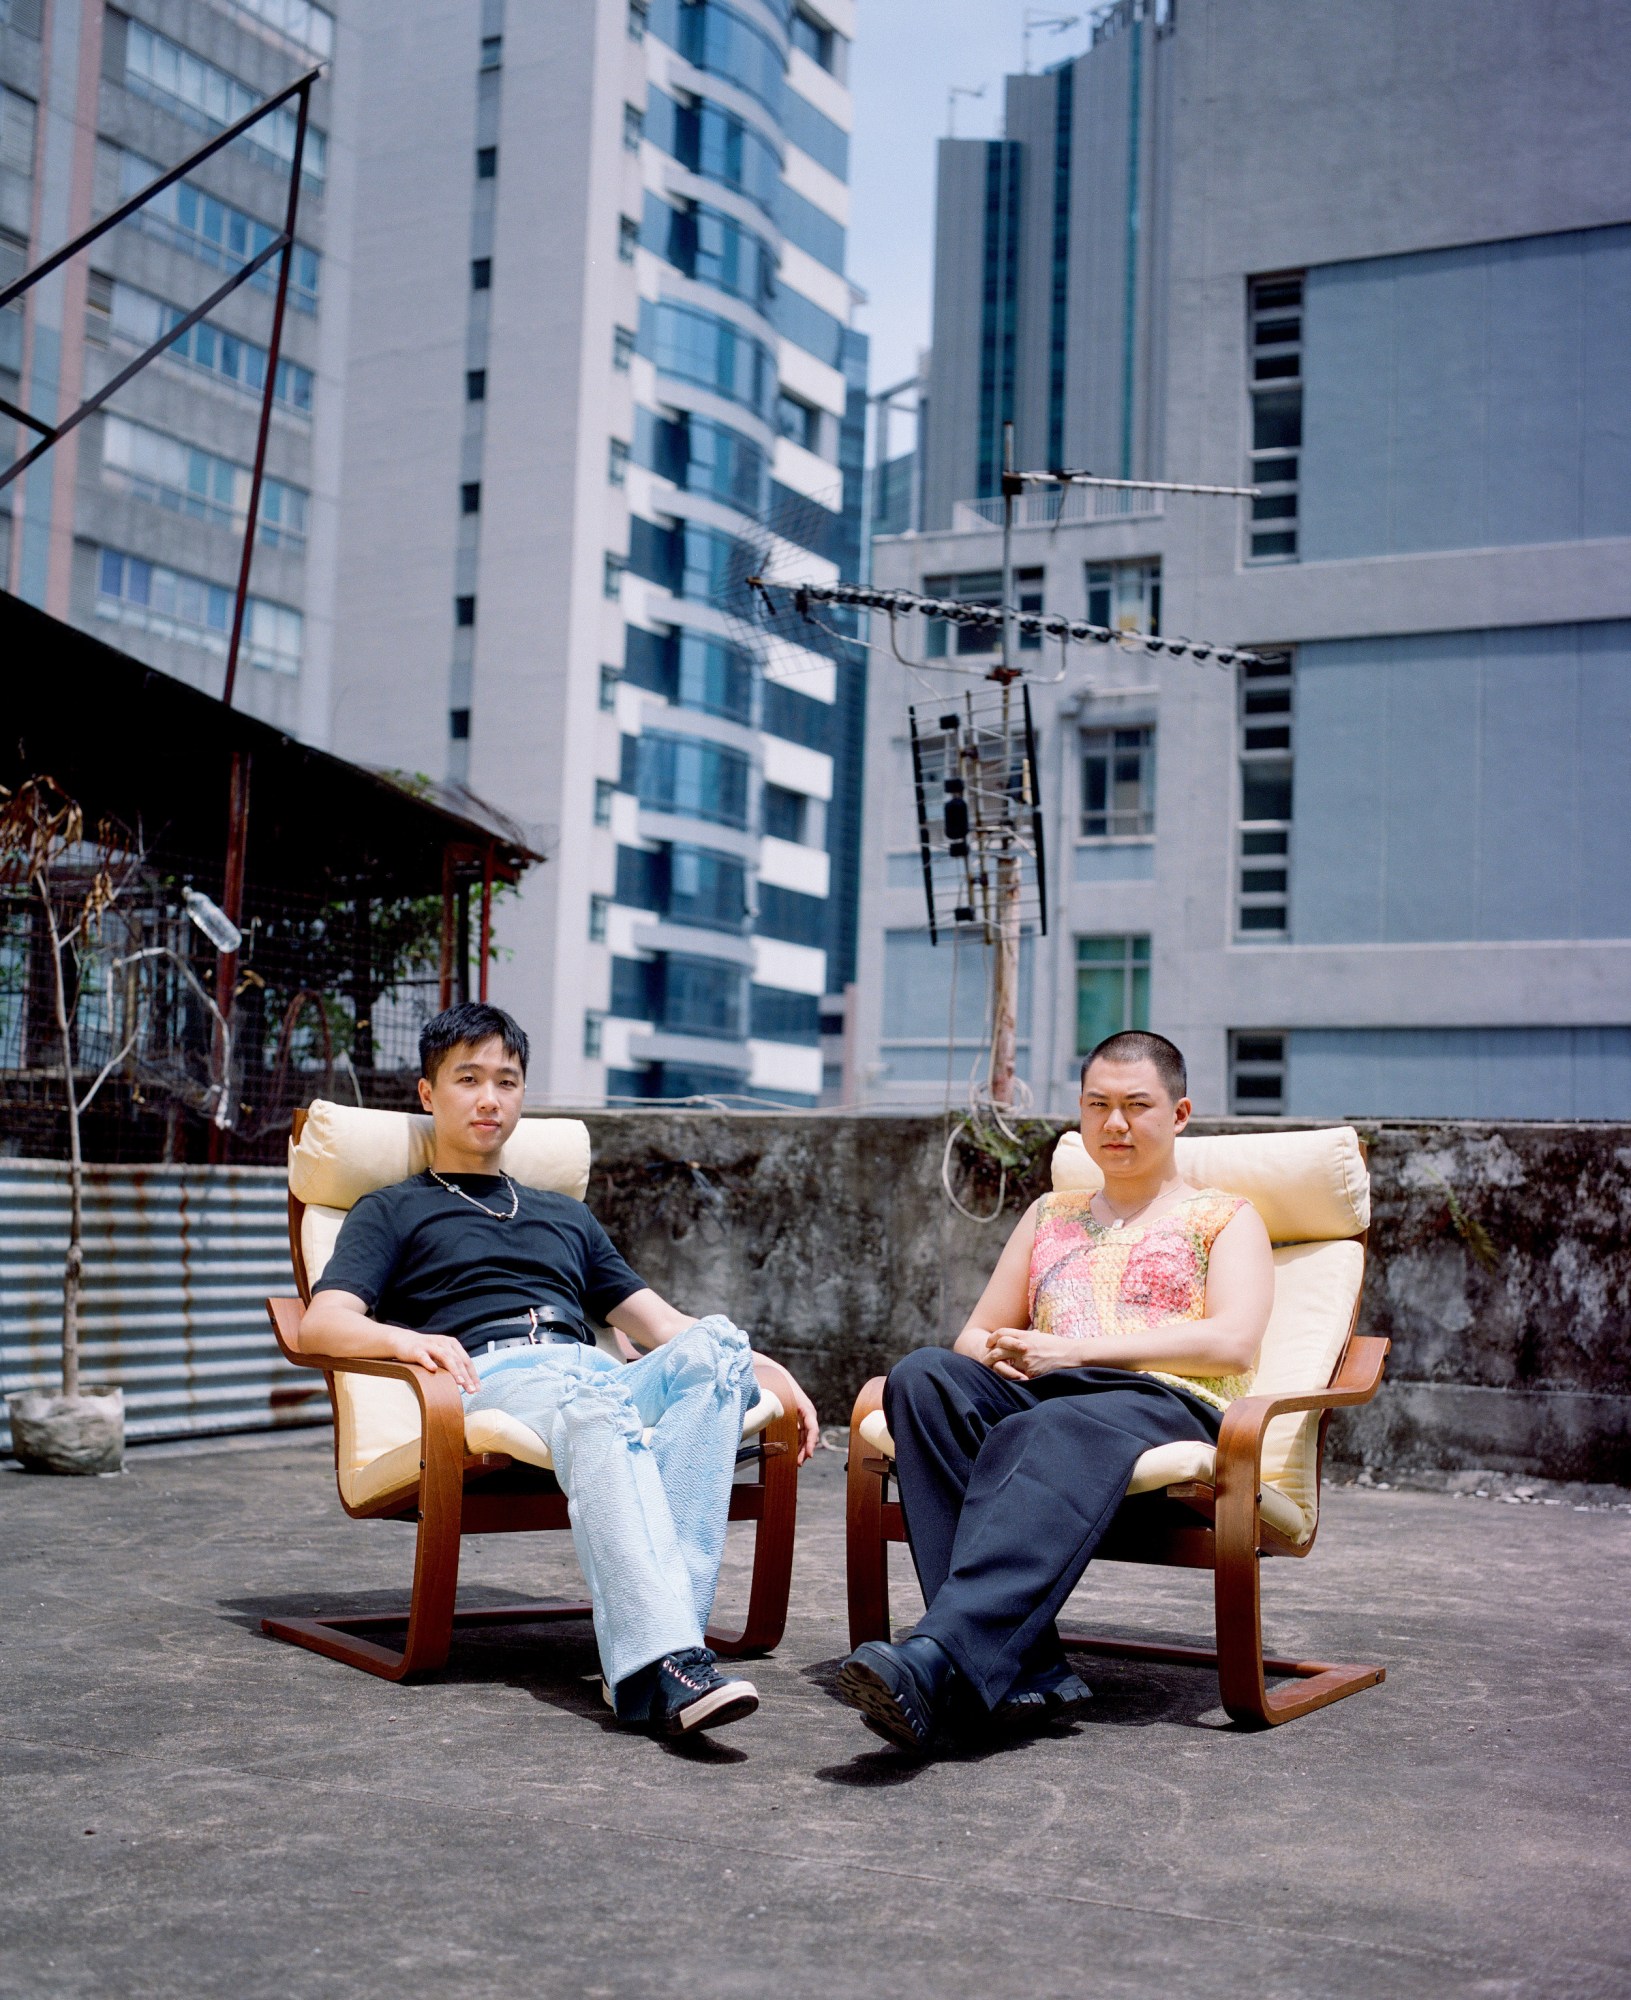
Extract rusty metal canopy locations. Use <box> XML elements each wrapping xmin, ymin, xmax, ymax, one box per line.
<box><xmin>0</xmin><ymin>590</ymin><xmax>542</xmax><ymax>894</ymax></box>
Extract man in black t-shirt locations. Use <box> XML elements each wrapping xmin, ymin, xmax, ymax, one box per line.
<box><xmin>300</xmin><ymin>1002</ymin><xmax>819</xmax><ymax>1740</ymax></box>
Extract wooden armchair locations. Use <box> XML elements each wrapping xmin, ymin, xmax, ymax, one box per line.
<box><xmin>846</xmin><ymin>1125</ymin><xmax>1389</xmax><ymax>1728</ymax></box>
<box><xmin>262</xmin><ymin>1099</ymin><xmax>800</xmax><ymax>1682</ymax></box>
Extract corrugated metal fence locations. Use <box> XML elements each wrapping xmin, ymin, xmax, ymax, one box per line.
<box><xmin>0</xmin><ymin>1160</ymin><xmax>329</xmax><ymax>1452</ymax></box>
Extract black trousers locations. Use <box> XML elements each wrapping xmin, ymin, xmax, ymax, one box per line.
<box><xmin>884</xmin><ymin>1348</ymin><xmax>1222</xmax><ymax>1708</ymax></box>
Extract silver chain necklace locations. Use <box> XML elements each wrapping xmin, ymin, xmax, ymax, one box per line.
<box><xmin>428</xmin><ymin>1167</ymin><xmax>519</xmax><ymax>1220</ymax></box>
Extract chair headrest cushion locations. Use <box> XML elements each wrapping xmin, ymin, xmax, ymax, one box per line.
<box><xmin>289</xmin><ymin>1099</ymin><xmax>591</xmax><ymax>1211</ymax></box>
<box><xmin>1052</xmin><ymin>1125</ymin><xmax>1369</xmax><ymax>1242</ymax></box>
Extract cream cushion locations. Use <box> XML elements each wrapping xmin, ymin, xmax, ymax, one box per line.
<box><xmin>290</xmin><ymin>1097</ymin><xmax>591</xmax><ymax>1212</ymax></box>
<box><xmin>1052</xmin><ymin>1126</ymin><xmax>1369</xmax><ymax>1243</ymax></box>
<box><xmin>864</xmin><ymin>1124</ymin><xmax>1369</xmax><ymax>1546</ymax></box>
<box><xmin>289</xmin><ymin>1101</ymin><xmax>779</xmax><ymax>1510</ymax></box>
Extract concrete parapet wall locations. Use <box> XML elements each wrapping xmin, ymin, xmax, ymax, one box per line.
<box><xmin>578</xmin><ymin>1112</ymin><xmax>1631</xmax><ymax>1486</ymax></box>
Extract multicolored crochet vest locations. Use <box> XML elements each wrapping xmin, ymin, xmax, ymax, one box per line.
<box><xmin>1028</xmin><ymin>1187</ymin><xmax>1254</xmax><ymax>1411</ymax></box>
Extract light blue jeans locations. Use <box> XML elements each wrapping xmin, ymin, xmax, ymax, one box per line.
<box><xmin>463</xmin><ymin>1315</ymin><xmax>756</xmax><ymax>1690</ymax></box>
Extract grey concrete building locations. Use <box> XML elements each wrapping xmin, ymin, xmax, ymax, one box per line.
<box><xmin>328</xmin><ymin>0</ymin><xmax>867</xmax><ymax>1108</ymax></box>
<box><xmin>1</xmin><ymin>0</ymin><xmax>348</xmax><ymax>747</ymax></box>
<box><xmin>854</xmin><ymin>0</ymin><xmax>1631</xmax><ymax>1121</ymax></box>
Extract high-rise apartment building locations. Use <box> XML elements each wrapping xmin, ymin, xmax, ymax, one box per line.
<box><xmin>1</xmin><ymin>0</ymin><xmax>347</xmax><ymax>747</ymax></box>
<box><xmin>855</xmin><ymin>0</ymin><xmax>1631</xmax><ymax>1120</ymax></box>
<box><xmin>330</xmin><ymin>0</ymin><xmax>866</xmax><ymax>1106</ymax></box>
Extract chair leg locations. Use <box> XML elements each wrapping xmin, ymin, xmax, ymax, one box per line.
<box><xmin>262</xmin><ymin>1407</ymin><xmax>467</xmax><ymax>1682</ymax></box>
<box><xmin>1212</xmin><ymin>1510</ymin><xmax>1385</xmax><ymax>1728</ymax></box>
<box><xmin>845</xmin><ymin>1449</ymin><xmax>892</xmax><ymax>1651</ymax></box>
<box><xmin>708</xmin><ymin>1405</ymin><xmax>800</xmax><ymax>1658</ymax></box>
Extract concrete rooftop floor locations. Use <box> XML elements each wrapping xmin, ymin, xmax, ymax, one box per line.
<box><xmin>2</xmin><ymin>1436</ymin><xmax>1628</xmax><ymax>2000</ymax></box>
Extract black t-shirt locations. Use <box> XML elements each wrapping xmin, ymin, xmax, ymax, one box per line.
<box><xmin>312</xmin><ymin>1171</ymin><xmax>647</xmax><ymax>1354</ymax></box>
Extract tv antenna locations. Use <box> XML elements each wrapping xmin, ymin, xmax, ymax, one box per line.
<box><xmin>946</xmin><ymin>83</ymin><xmax>986</xmax><ymax>136</ymax></box>
<box><xmin>747</xmin><ymin>421</ymin><xmax>1260</xmax><ymax>1114</ymax></box>
<box><xmin>1023</xmin><ymin>10</ymin><xmax>1081</xmax><ymax>71</ymax></box>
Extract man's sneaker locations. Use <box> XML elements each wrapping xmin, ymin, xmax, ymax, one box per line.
<box><xmin>608</xmin><ymin>1648</ymin><xmax>759</xmax><ymax>1737</ymax></box>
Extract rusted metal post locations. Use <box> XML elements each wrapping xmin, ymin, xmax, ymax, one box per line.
<box><xmin>438</xmin><ymin>846</ymin><xmax>456</xmax><ymax>1010</ymax></box>
<box><xmin>208</xmin><ymin>748</ymin><xmax>252</xmax><ymax>1161</ymax></box>
<box><xmin>478</xmin><ymin>844</ymin><xmax>494</xmax><ymax>1002</ymax></box>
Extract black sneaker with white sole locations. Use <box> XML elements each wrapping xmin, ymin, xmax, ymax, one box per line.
<box><xmin>607</xmin><ymin>1648</ymin><xmax>759</xmax><ymax>1737</ymax></box>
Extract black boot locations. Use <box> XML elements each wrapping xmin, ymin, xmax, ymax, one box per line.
<box><xmin>837</xmin><ymin>1634</ymin><xmax>957</xmax><ymax>1753</ymax></box>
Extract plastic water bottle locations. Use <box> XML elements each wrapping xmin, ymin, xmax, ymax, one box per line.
<box><xmin>182</xmin><ymin>886</ymin><xmax>243</xmax><ymax>954</ymax></box>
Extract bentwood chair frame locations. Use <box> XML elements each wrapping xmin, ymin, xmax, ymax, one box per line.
<box><xmin>845</xmin><ymin>1140</ymin><xmax>1390</xmax><ymax>1730</ymax></box>
<box><xmin>263</xmin><ymin>1108</ymin><xmax>800</xmax><ymax>1683</ymax></box>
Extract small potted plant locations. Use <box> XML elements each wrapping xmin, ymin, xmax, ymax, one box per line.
<box><xmin>1</xmin><ymin>778</ymin><xmax>136</xmax><ymax>1475</ymax></box>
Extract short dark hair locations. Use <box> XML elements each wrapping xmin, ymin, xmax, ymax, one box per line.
<box><xmin>419</xmin><ymin>1002</ymin><xmax>530</xmax><ymax>1083</ymax></box>
<box><xmin>1081</xmin><ymin>1030</ymin><xmax>1188</xmax><ymax>1102</ymax></box>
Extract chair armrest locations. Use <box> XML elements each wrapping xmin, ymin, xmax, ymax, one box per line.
<box><xmin>1213</xmin><ymin>1334</ymin><xmax>1389</xmax><ymax>1515</ymax></box>
<box><xmin>848</xmin><ymin>1374</ymin><xmax>887</xmax><ymax>1458</ymax></box>
<box><xmin>264</xmin><ymin>1295</ymin><xmax>467</xmax><ymax>1445</ymax></box>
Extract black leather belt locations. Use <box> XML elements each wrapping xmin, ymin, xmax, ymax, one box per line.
<box><xmin>473</xmin><ymin>1305</ymin><xmax>589</xmax><ymax>1353</ymax></box>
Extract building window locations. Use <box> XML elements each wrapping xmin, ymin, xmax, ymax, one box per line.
<box><xmin>628</xmin><ymin>0</ymin><xmax>649</xmax><ymax>39</ymax></box>
<box><xmin>479</xmin><ymin>34</ymin><xmax>502</xmax><ymax>68</ymax></box>
<box><xmin>1080</xmin><ymin>726</ymin><xmax>1155</xmax><ymax>840</ymax></box>
<box><xmin>461</xmin><ymin>481</ymin><xmax>481</xmax><ymax>514</ymax></box>
<box><xmin>1236</xmin><ymin>653</ymin><xmax>1294</xmax><ymax>937</ymax></box>
<box><xmin>95</xmin><ymin>548</ymin><xmax>301</xmax><ymax>674</ymax></box>
<box><xmin>921</xmin><ymin>568</ymin><xmax>1042</xmax><ymax>659</ymax></box>
<box><xmin>450</xmin><ymin>708</ymin><xmax>470</xmax><ymax>740</ymax></box>
<box><xmin>599</xmin><ymin>664</ymin><xmax>621</xmax><ymax>710</ymax></box>
<box><xmin>752</xmin><ymin>985</ymin><xmax>821</xmax><ymax>1044</ymax></box>
<box><xmin>100</xmin><ymin>413</ymin><xmax>307</xmax><ymax>548</ymax></box>
<box><xmin>775</xmin><ymin>390</ymin><xmax>823</xmax><ymax>454</ymax></box>
<box><xmin>1085</xmin><ymin>559</ymin><xmax>1161</xmax><ymax>635</ymax></box>
<box><xmin>583</xmin><ymin>1013</ymin><xmax>603</xmax><ymax>1059</ymax></box>
<box><xmin>662</xmin><ymin>954</ymin><xmax>747</xmax><ymax>1040</ymax></box>
<box><xmin>790</xmin><ymin>6</ymin><xmax>836</xmax><ymax>70</ymax></box>
<box><xmin>594</xmin><ymin>779</ymin><xmax>616</xmax><ymax>826</ymax></box>
<box><xmin>476</xmin><ymin>145</ymin><xmax>497</xmax><ymax>178</ymax></box>
<box><xmin>762</xmin><ymin>783</ymin><xmax>807</xmax><ymax>844</ymax></box>
<box><xmin>103</xmin><ymin>280</ymin><xmax>314</xmax><ymax>411</ymax></box>
<box><xmin>123</xmin><ymin>22</ymin><xmax>328</xmax><ymax>182</ymax></box>
<box><xmin>1230</xmin><ymin>1032</ymin><xmax>1286</xmax><ymax>1115</ymax></box>
<box><xmin>624</xmin><ymin>731</ymin><xmax>751</xmax><ymax>829</ymax></box>
<box><xmin>455</xmin><ymin>595</ymin><xmax>476</xmax><ymax>627</ymax></box>
<box><xmin>1248</xmin><ymin>273</ymin><xmax>1303</xmax><ymax>562</ymax></box>
<box><xmin>623</xmin><ymin>102</ymin><xmax>644</xmax><ymax>150</ymax></box>
<box><xmin>466</xmin><ymin>368</ymin><xmax>487</xmax><ymax>401</ymax></box>
<box><xmin>613</xmin><ymin>324</ymin><xmax>636</xmax><ymax>371</ymax></box>
<box><xmin>588</xmin><ymin>895</ymin><xmax>609</xmax><ymax>943</ymax></box>
<box><xmin>618</xmin><ymin>215</ymin><xmax>639</xmax><ymax>263</ymax></box>
<box><xmin>471</xmin><ymin>257</ymin><xmax>492</xmax><ymax>291</ymax></box>
<box><xmin>1017</xmin><ymin>569</ymin><xmax>1044</xmax><ymax>651</ymax></box>
<box><xmin>1075</xmin><ymin>936</ymin><xmax>1151</xmax><ymax>1056</ymax></box>
<box><xmin>603</xmin><ymin>554</ymin><xmax>626</xmax><ymax>599</ymax></box>
<box><xmin>756</xmin><ymin>884</ymin><xmax>826</xmax><ymax>949</ymax></box>
<box><xmin>114</xmin><ymin>148</ymin><xmax>320</xmax><ymax>313</ymax></box>
<box><xmin>608</xmin><ymin>437</ymin><xmax>630</xmax><ymax>486</ymax></box>
<box><xmin>642</xmin><ymin>299</ymin><xmax>775</xmax><ymax>418</ymax></box>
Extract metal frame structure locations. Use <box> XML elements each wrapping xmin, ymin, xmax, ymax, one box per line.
<box><xmin>1</xmin><ymin>68</ymin><xmax>321</xmax><ymax>1152</ymax></box>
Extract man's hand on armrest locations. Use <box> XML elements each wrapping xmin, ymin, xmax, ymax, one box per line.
<box><xmin>298</xmin><ymin>1290</ymin><xmax>481</xmax><ymax>1394</ymax></box>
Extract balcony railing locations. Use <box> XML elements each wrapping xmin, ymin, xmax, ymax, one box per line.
<box><xmin>952</xmin><ymin>486</ymin><xmax>1164</xmax><ymax>531</ymax></box>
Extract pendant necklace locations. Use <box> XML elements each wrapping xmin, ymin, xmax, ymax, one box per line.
<box><xmin>428</xmin><ymin>1167</ymin><xmax>519</xmax><ymax>1220</ymax></box>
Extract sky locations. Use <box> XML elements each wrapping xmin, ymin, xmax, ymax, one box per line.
<box><xmin>845</xmin><ymin>1</ymin><xmax>1097</xmax><ymax>422</ymax></box>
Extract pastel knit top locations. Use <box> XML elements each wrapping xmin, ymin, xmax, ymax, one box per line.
<box><xmin>1027</xmin><ymin>1187</ymin><xmax>1254</xmax><ymax>1411</ymax></box>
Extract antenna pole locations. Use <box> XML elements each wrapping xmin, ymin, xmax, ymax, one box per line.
<box><xmin>988</xmin><ymin>421</ymin><xmax>1023</xmax><ymax>1107</ymax></box>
